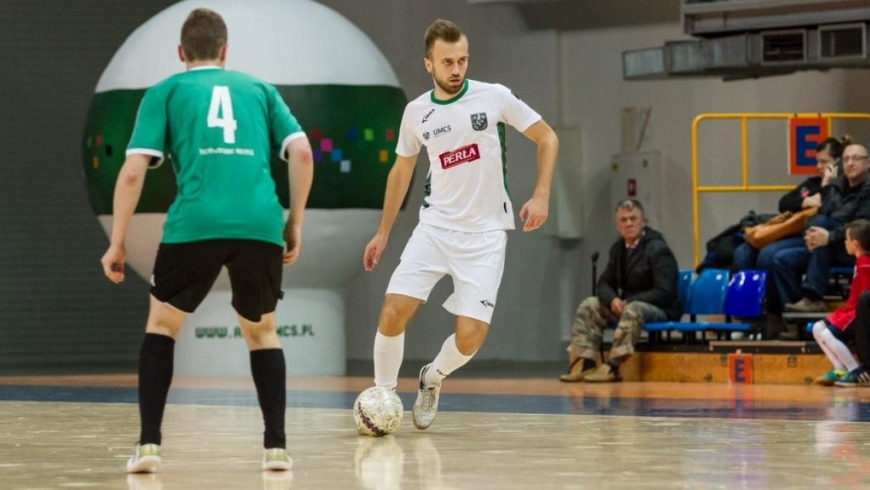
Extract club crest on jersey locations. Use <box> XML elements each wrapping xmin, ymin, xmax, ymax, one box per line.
<box><xmin>423</xmin><ymin>131</ymin><xmax>430</xmax><ymax>141</ymax></box>
<box><xmin>470</xmin><ymin>112</ymin><xmax>488</xmax><ymax>131</ymax></box>
<box><xmin>439</xmin><ymin>143</ymin><xmax>480</xmax><ymax>169</ymax></box>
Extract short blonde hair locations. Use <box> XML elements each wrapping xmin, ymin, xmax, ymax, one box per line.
<box><xmin>424</xmin><ymin>19</ymin><xmax>463</xmax><ymax>59</ymax></box>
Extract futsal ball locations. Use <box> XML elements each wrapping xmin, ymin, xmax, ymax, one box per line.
<box><xmin>354</xmin><ymin>386</ymin><xmax>404</xmax><ymax>436</ymax></box>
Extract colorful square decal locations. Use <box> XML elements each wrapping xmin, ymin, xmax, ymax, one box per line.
<box><xmin>340</xmin><ymin>160</ymin><xmax>351</xmax><ymax>173</ymax></box>
<box><xmin>385</xmin><ymin>129</ymin><xmax>394</xmax><ymax>142</ymax></box>
<box><xmin>320</xmin><ymin>139</ymin><xmax>333</xmax><ymax>152</ymax></box>
<box><xmin>364</xmin><ymin>129</ymin><xmax>374</xmax><ymax>141</ymax></box>
<box><xmin>313</xmin><ymin>150</ymin><xmax>322</xmax><ymax>163</ymax></box>
<box><xmin>348</xmin><ymin>128</ymin><xmax>359</xmax><ymax>142</ymax></box>
<box><xmin>379</xmin><ymin>150</ymin><xmax>389</xmax><ymax>163</ymax></box>
<box><xmin>309</xmin><ymin>128</ymin><xmax>322</xmax><ymax>141</ymax></box>
<box><xmin>331</xmin><ymin>149</ymin><xmax>343</xmax><ymax>162</ymax></box>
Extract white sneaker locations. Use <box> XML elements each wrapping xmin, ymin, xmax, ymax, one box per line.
<box><xmin>262</xmin><ymin>448</ymin><xmax>293</xmax><ymax>471</ymax></box>
<box><xmin>412</xmin><ymin>364</ymin><xmax>441</xmax><ymax>430</ymax></box>
<box><xmin>126</xmin><ymin>443</ymin><xmax>161</xmax><ymax>473</ymax></box>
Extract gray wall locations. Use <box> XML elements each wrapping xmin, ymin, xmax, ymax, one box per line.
<box><xmin>4</xmin><ymin>0</ymin><xmax>869</xmax><ymax>373</ymax></box>
<box><xmin>0</xmin><ymin>0</ymin><xmax>177</xmax><ymax>373</ymax></box>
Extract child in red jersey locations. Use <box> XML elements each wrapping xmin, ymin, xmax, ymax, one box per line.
<box><xmin>812</xmin><ymin>219</ymin><xmax>870</xmax><ymax>386</ymax></box>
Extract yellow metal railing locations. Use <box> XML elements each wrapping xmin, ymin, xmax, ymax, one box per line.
<box><xmin>692</xmin><ymin>112</ymin><xmax>870</xmax><ymax>266</ymax></box>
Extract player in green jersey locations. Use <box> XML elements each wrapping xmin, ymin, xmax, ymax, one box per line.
<box><xmin>100</xmin><ymin>8</ymin><xmax>313</xmax><ymax>473</ymax></box>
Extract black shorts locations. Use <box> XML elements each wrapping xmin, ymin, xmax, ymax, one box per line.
<box><xmin>150</xmin><ymin>239</ymin><xmax>284</xmax><ymax>322</ymax></box>
<box><xmin>824</xmin><ymin>319</ymin><xmax>854</xmax><ymax>343</ymax></box>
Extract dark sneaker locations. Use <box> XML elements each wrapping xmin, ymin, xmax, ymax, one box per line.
<box><xmin>835</xmin><ymin>367</ymin><xmax>870</xmax><ymax>387</ymax></box>
<box><xmin>412</xmin><ymin>364</ymin><xmax>441</xmax><ymax>430</ymax></box>
<box><xmin>778</xmin><ymin>326</ymin><xmax>799</xmax><ymax>341</ymax></box>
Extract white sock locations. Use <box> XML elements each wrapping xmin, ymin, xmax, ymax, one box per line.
<box><xmin>812</xmin><ymin>322</ymin><xmax>844</xmax><ymax>370</ymax></box>
<box><xmin>813</xmin><ymin>322</ymin><xmax>858</xmax><ymax>371</ymax></box>
<box><xmin>374</xmin><ymin>331</ymin><xmax>404</xmax><ymax>390</ymax></box>
<box><xmin>425</xmin><ymin>334</ymin><xmax>474</xmax><ymax>387</ymax></box>
<box><xmin>820</xmin><ymin>328</ymin><xmax>859</xmax><ymax>372</ymax></box>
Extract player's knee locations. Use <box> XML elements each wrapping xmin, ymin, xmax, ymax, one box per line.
<box><xmin>240</xmin><ymin>319</ymin><xmax>278</xmax><ymax>348</ymax></box>
<box><xmin>455</xmin><ymin>335</ymin><xmax>483</xmax><ymax>356</ymax></box>
<box><xmin>811</xmin><ymin>321</ymin><xmax>826</xmax><ymax>341</ymax></box>
<box><xmin>455</xmin><ymin>322</ymin><xmax>488</xmax><ymax>355</ymax></box>
<box><xmin>378</xmin><ymin>305</ymin><xmax>408</xmax><ymax>336</ymax></box>
<box><xmin>145</xmin><ymin>320</ymin><xmax>180</xmax><ymax>338</ymax></box>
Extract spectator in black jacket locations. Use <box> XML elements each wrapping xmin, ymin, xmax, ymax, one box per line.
<box><xmin>768</xmin><ymin>143</ymin><xmax>870</xmax><ymax>337</ymax></box>
<box><xmin>732</xmin><ymin>137</ymin><xmax>845</xmax><ymax>272</ymax></box>
<box><xmin>560</xmin><ymin>199</ymin><xmax>680</xmax><ymax>383</ymax></box>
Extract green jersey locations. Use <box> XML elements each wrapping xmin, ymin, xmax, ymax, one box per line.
<box><xmin>127</xmin><ymin>66</ymin><xmax>304</xmax><ymax>246</ymax></box>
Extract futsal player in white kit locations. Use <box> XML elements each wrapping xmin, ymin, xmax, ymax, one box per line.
<box><xmin>362</xmin><ymin>19</ymin><xmax>559</xmax><ymax>430</ymax></box>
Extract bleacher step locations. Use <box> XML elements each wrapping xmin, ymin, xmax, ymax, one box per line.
<box><xmin>617</xmin><ymin>349</ymin><xmax>830</xmax><ymax>384</ymax></box>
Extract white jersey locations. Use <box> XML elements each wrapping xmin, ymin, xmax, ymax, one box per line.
<box><xmin>396</xmin><ymin>79</ymin><xmax>542</xmax><ymax>232</ymax></box>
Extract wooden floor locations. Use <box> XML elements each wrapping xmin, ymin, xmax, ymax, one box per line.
<box><xmin>3</xmin><ymin>373</ymin><xmax>870</xmax><ymax>489</ymax></box>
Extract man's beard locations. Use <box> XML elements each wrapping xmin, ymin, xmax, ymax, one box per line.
<box><xmin>435</xmin><ymin>75</ymin><xmax>464</xmax><ymax>95</ymax></box>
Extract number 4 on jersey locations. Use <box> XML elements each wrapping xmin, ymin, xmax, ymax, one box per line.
<box><xmin>208</xmin><ymin>86</ymin><xmax>237</xmax><ymax>144</ymax></box>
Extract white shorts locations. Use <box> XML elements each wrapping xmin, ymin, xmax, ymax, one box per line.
<box><xmin>386</xmin><ymin>223</ymin><xmax>507</xmax><ymax>324</ymax></box>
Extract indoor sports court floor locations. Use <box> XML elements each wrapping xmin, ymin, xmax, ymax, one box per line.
<box><xmin>3</xmin><ymin>371</ymin><xmax>870</xmax><ymax>489</ymax></box>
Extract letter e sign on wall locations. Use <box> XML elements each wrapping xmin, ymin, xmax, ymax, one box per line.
<box><xmin>789</xmin><ymin>117</ymin><xmax>829</xmax><ymax>176</ymax></box>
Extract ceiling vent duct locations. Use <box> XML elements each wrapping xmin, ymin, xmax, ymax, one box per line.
<box><xmin>667</xmin><ymin>41</ymin><xmax>707</xmax><ymax>75</ymax></box>
<box><xmin>704</xmin><ymin>33</ymin><xmax>756</xmax><ymax>69</ymax></box>
<box><xmin>622</xmin><ymin>47</ymin><xmax>667</xmax><ymax>79</ymax></box>
<box><xmin>819</xmin><ymin>23</ymin><xmax>866</xmax><ymax>60</ymax></box>
<box><xmin>760</xmin><ymin>29</ymin><xmax>807</xmax><ymax>64</ymax></box>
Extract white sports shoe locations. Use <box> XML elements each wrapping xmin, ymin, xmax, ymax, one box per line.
<box><xmin>126</xmin><ymin>443</ymin><xmax>161</xmax><ymax>473</ymax></box>
<box><xmin>262</xmin><ymin>448</ymin><xmax>293</xmax><ymax>471</ymax></box>
<box><xmin>412</xmin><ymin>364</ymin><xmax>441</xmax><ymax>430</ymax></box>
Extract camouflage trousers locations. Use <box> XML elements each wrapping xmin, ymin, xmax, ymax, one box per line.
<box><xmin>568</xmin><ymin>297</ymin><xmax>668</xmax><ymax>361</ymax></box>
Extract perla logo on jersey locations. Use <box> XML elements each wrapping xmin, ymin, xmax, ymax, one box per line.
<box><xmin>439</xmin><ymin>143</ymin><xmax>480</xmax><ymax>169</ymax></box>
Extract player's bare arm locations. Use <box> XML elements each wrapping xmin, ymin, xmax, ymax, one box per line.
<box><xmin>364</xmin><ymin>154</ymin><xmax>418</xmax><ymax>271</ymax></box>
<box><xmin>100</xmin><ymin>153</ymin><xmax>151</xmax><ymax>283</ymax></box>
<box><xmin>519</xmin><ymin>119</ymin><xmax>558</xmax><ymax>232</ymax></box>
<box><xmin>283</xmin><ymin>137</ymin><xmax>314</xmax><ymax>266</ymax></box>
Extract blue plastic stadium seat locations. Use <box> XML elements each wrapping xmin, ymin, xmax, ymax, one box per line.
<box><xmin>674</xmin><ymin>270</ymin><xmax>764</xmax><ymax>336</ymax></box>
<box><xmin>687</xmin><ymin>268</ymin><xmax>730</xmax><ymax>316</ymax></box>
<box><xmin>830</xmin><ymin>266</ymin><xmax>853</xmax><ymax>277</ymax></box>
<box><xmin>644</xmin><ymin>269</ymin><xmax>695</xmax><ymax>336</ymax></box>
<box><xmin>724</xmin><ymin>270</ymin><xmax>766</xmax><ymax>318</ymax></box>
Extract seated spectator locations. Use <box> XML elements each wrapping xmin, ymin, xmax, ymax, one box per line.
<box><xmin>560</xmin><ymin>199</ymin><xmax>680</xmax><ymax>383</ymax></box>
<box><xmin>732</xmin><ymin>137</ymin><xmax>845</xmax><ymax>272</ymax></box>
<box><xmin>767</xmin><ymin>143</ymin><xmax>870</xmax><ymax>339</ymax></box>
<box><xmin>810</xmin><ymin>220</ymin><xmax>870</xmax><ymax>385</ymax></box>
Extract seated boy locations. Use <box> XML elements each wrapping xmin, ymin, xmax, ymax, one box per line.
<box><xmin>812</xmin><ymin>219</ymin><xmax>870</xmax><ymax>386</ymax></box>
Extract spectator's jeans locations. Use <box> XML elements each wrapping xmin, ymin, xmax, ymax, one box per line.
<box><xmin>769</xmin><ymin>216</ymin><xmax>853</xmax><ymax>312</ymax></box>
<box><xmin>732</xmin><ymin>236</ymin><xmax>804</xmax><ymax>272</ymax></box>
<box><xmin>568</xmin><ymin>297</ymin><xmax>667</xmax><ymax>361</ymax></box>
